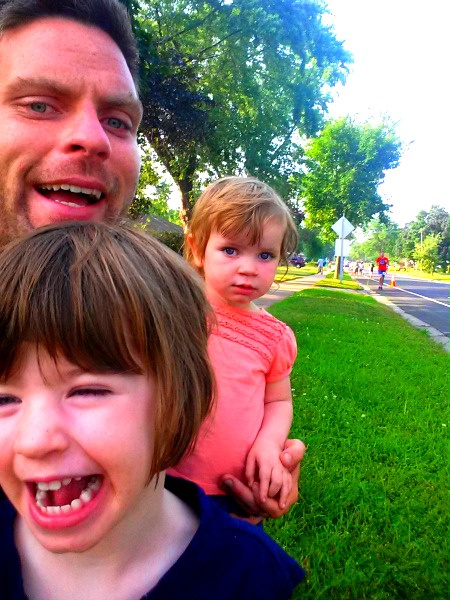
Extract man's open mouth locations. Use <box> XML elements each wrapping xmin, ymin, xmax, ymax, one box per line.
<box><xmin>38</xmin><ymin>184</ymin><xmax>103</xmax><ymax>207</ymax></box>
<box><xmin>32</xmin><ymin>475</ymin><xmax>102</xmax><ymax>514</ymax></box>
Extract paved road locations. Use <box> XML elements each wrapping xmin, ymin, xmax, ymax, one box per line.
<box><xmin>356</xmin><ymin>272</ymin><xmax>449</xmax><ymax>336</ymax></box>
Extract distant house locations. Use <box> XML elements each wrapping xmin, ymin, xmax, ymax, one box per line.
<box><xmin>133</xmin><ymin>214</ymin><xmax>184</xmax><ymax>253</ymax></box>
<box><xmin>134</xmin><ymin>214</ymin><xmax>183</xmax><ymax>234</ymax></box>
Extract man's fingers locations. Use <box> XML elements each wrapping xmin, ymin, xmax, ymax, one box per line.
<box><xmin>220</xmin><ymin>476</ymin><xmax>259</xmax><ymax>515</ymax></box>
<box><xmin>280</xmin><ymin>439</ymin><xmax>306</xmax><ymax>472</ymax></box>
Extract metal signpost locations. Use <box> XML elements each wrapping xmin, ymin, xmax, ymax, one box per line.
<box><xmin>331</xmin><ymin>215</ymin><xmax>354</xmax><ymax>282</ymax></box>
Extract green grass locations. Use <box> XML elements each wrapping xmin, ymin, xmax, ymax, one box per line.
<box><xmin>275</xmin><ymin>264</ymin><xmax>319</xmax><ymax>281</ymax></box>
<box><xmin>315</xmin><ymin>272</ymin><xmax>362</xmax><ymax>291</ymax></box>
<box><xmin>264</xmin><ymin>289</ymin><xmax>448</xmax><ymax>599</ymax></box>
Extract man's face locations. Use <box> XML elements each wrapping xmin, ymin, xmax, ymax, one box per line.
<box><xmin>0</xmin><ymin>17</ymin><xmax>142</xmax><ymax>244</ymax></box>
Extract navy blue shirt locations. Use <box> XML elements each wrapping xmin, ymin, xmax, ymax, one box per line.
<box><xmin>0</xmin><ymin>476</ymin><xmax>304</xmax><ymax>599</ymax></box>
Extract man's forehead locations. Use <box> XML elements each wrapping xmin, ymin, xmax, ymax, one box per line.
<box><xmin>0</xmin><ymin>17</ymin><xmax>133</xmax><ymax>76</ymax></box>
<box><xmin>0</xmin><ymin>17</ymin><xmax>140</xmax><ymax>104</ymax></box>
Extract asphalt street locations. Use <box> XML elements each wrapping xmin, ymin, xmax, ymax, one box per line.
<box><xmin>356</xmin><ymin>272</ymin><xmax>449</xmax><ymax>337</ymax></box>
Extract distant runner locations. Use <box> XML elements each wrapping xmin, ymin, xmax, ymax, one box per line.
<box><xmin>376</xmin><ymin>252</ymin><xmax>389</xmax><ymax>290</ymax></box>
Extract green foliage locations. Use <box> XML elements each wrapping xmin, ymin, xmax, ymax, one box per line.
<box><xmin>149</xmin><ymin>230</ymin><xmax>184</xmax><ymax>254</ymax></box>
<box><xmin>355</xmin><ymin>206</ymin><xmax>449</xmax><ymax>268</ymax></box>
<box><xmin>128</xmin><ymin>151</ymin><xmax>182</xmax><ymax>224</ymax></box>
<box><xmin>297</xmin><ymin>226</ymin><xmax>334</xmax><ymax>260</ymax></box>
<box><xmin>398</xmin><ymin>206</ymin><xmax>449</xmax><ymax>266</ymax></box>
<box><xmin>350</xmin><ymin>217</ymin><xmax>400</xmax><ymax>260</ymax></box>
<box><xmin>266</xmin><ymin>290</ymin><xmax>448</xmax><ymax>599</ymax></box>
<box><xmin>413</xmin><ymin>233</ymin><xmax>441</xmax><ymax>273</ymax></box>
<box><xmin>300</xmin><ymin>116</ymin><xmax>402</xmax><ymax>238</ymax></box>
<box><xmin>128</xmin><ymin>0</ymin><xmax>352</xmax><ymax>216</ymax></box>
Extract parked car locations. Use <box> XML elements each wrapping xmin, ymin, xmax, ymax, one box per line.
<box><xmin>290</xmin><ymin>254</ymin><xmax>306</xmax><ymax>268</ymax></box>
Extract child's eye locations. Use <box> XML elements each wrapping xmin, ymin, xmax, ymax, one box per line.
<box><xmin>70</xmin><ymin>388</ymin><xmax>111</xmax><ymax>398</ymax></box>
<box><xmin>260</xmin><ymin>252</ymin><xmax>274</xmax><ymax>260</ymax></box>
<box><xmin>223</xmin><ymin>247</ymin><xmax>237</xmax><ymax>256</ymax></box>
<box><xmin>0</xmin><ymin>395</ymin><xmax>21</xmax><ymax>406</ymax></box>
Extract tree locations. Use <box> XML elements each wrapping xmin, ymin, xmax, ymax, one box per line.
<box><xmin>126</xmin><ymin>0</ymin><xmax>351</xmax><ymax>220</ymax></box>
<box><xmin>351</xmin><ymin>217</ymin><xmax>401</xmax><ymax>260</ymax></box>
<box><xmin>300</xmin><ymin>116</ymin><xmax>402</xmax><ymax>239</ymax></box>
<box><xmin>396</xmin><ymin>206</ymin><xmax>448</xmax><ymax>266</ymax></box>
<box><xmin>414</xmin><ymin>233</ymin><xmax>441</xmax><ymax>273</ymax></box>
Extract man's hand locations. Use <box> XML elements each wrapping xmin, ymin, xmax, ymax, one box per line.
<box><xmin>219</xmin><ymin>439</ymin><xmax>306</xmax><ymax>522</ymax></box>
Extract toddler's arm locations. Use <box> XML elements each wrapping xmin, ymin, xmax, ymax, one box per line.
<box><xmin>245</xmin><ymin>376</ymin><xmax>293</xmax><ymax>508</ymax></box>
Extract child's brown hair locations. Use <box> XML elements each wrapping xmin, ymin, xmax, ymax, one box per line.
<box><xmin>185</xmin><ymin>177</ymin><xmax>299</xmax><ymax>272</ymax></box>
<box><xmin>0</xmin><ymin>221</ymin><xmax>214</xmax><ymax>480</ymax></box>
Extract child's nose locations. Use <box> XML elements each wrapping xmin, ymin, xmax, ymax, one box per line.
<box><xmin>237</xmin><ymin>257</ymin><xmax>258</xmax><ymax>275</ymax></box>
<box><xmin>14</xmin><ymin>399</ymin><xmax>70</xmax><ymax>459</ymax></box>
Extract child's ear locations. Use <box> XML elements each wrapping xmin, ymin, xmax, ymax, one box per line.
<box><xmin>187</xmin><ymin>234</ymin><xmax>203</xmax><ymax>268</ymax></box>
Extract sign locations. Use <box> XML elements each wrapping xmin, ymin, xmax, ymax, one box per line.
<box><xmin>331</xmin><ymin>216</ymin><xmax>354</xmax><ymax>238</ymax></box>
<box><xmin>335</xmin><ymin>238</ymin><xmax>350</xmax><ymax>257</ymax></box>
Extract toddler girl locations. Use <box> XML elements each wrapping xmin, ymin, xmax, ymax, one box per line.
<box><xmin>169</xmin><ymin>177</ymin><xmax>299</xmax><ymax>516</ymax></box>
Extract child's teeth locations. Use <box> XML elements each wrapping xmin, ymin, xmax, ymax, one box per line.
<box><xmin>71</xmin><ymin>499</ymin><xmax>82</xmax><ymax>511</ymax></box>
<box><xmin>89</xmin><ymin>478</ymin><xmax>101</xmax><ymax>492</ymax></box>
<box><xmin>80</xmin><ymin>488</ymin><xmax>93</xmax><ymax>503</ymax></box>
<box><xmin>34</xmin><ymin>476</ymin><xmax>101</xmax><ymax>515</ymax></box>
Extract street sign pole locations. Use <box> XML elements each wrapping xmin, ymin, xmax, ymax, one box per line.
<box><xmin>331</xmin><ymin>215</ymin><xmax>355</xmax><ymax>283</ymax></box>
<box><xmin>340</xmin><ymin>215</ymin><xmax>345</xmax><ymax>282</ymax></box>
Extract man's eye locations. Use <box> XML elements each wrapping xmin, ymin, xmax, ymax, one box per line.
<box><xmin>0</xmin><ymin>395</ymin><xmax>20</xmax><ymax>406</ymax></box>
<box><xmin>106</xmin><ymin>117</ymin><xmax>128</xmax><ymax>130</ymax></box>
<box><xmin>29</xmin><ymin>102</ymin><xmax>48</xmax><ymax>113</ymax></box>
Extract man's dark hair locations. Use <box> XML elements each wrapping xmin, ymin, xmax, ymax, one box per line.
<box><xmin>0</xmin><ymin>0</ymin><xmax>139</xmax><ymax>84</ymax></box>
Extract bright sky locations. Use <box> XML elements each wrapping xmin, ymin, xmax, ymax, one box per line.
<box><xmin>323</xmin><ymin>0</ymin><xmax>448</xmax><ymax>227</ymax></box>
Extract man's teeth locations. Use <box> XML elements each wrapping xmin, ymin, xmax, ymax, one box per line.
<box><xmin>35</xmin><ymin>476</ymin><xmax>101</xmax><ymax>515</ymax></box>
<box><xmin>41</xmin><ymin>183</ymin><xmax>102</xmax><ymax>200</ymax></box>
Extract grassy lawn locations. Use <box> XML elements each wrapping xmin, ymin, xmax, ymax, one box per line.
<box><xmin>265</xmin><ymin>289</ymin><xmax>448</xmax><ymax>599</ymax></box>
<box><xmin>315</xmin><ymin>272</ymin><xmax>362</xmax><ymax>291</ymax></box>
<box><xmin>275</xmin><ymin>264</ymin><xmax>319</xmax><ymax>281</ymax></box>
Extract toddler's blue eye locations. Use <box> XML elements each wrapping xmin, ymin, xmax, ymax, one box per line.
<box><xmin>260</xmin><ymin>252</ymin><xmax>273</xmax><ymax>260</ymax></box>
<box><xmin>223</xmin><ymin>247</ymin><xmax>236</xmax><ymax>256</ymax></box>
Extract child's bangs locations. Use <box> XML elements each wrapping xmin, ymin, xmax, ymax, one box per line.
<box><xmin>218</xmin><ymin>206</ymin><xmax>278</xmax><ymax>246</ymax></box>
<box><xmin>0</xmin><ymin>274</ymin><xmax>144</xmax><ymax>380</ymax></box>
<box><xmin>0</xmin><ymin>224</ymin><xmax>148</xmax><ymax>379</ymax></box>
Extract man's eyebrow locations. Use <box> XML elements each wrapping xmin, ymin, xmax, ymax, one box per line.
<box><xmin>6</xmin><ymin>76</ymin><xmax>143</xmax><ymax>117</ymax></box>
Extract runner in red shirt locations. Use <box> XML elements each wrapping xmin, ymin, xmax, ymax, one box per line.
<box><xmin>376</xmin><ymin>252</ymin><xmax>389</xmax><ymax>290</ymax></box>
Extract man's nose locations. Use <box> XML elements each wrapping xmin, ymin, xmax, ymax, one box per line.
<box><xmin>14</xmin><ymin>399</ymin><xmax>70</xmax><ymax>460</ymax></box>
<box><xmin>62</xmin><ymin>105</ymin><xmax>111</xmax><ymax>160</ymax></box>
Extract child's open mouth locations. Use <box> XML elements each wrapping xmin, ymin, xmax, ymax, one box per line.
<box><xmin>32</xmin><ymin>475</ymin><xmax>102</xmax><ymax>515</ymax></box>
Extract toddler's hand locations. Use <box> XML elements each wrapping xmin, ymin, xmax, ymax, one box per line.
<box><xmin>245</xmin><ymin>441</ymin><xmax>292</xmax><ymax>508</ymax></box>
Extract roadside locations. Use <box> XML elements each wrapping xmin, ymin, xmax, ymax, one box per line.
<box><xmin>258</xmin><ymin>270</ymin><xmax>449</xmax><ymax>352</ymax></box>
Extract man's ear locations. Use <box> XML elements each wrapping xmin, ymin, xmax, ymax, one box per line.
<box><xmin>187</xmin><ymin>233</ymin><xmax>203</xmax><ymax>268</ymax></box>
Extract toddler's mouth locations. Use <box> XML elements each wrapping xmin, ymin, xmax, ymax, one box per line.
<box><xmin>31</xmin><ymin>475</ymin><xmax>102</xmax><ymax>515</ymax></box>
